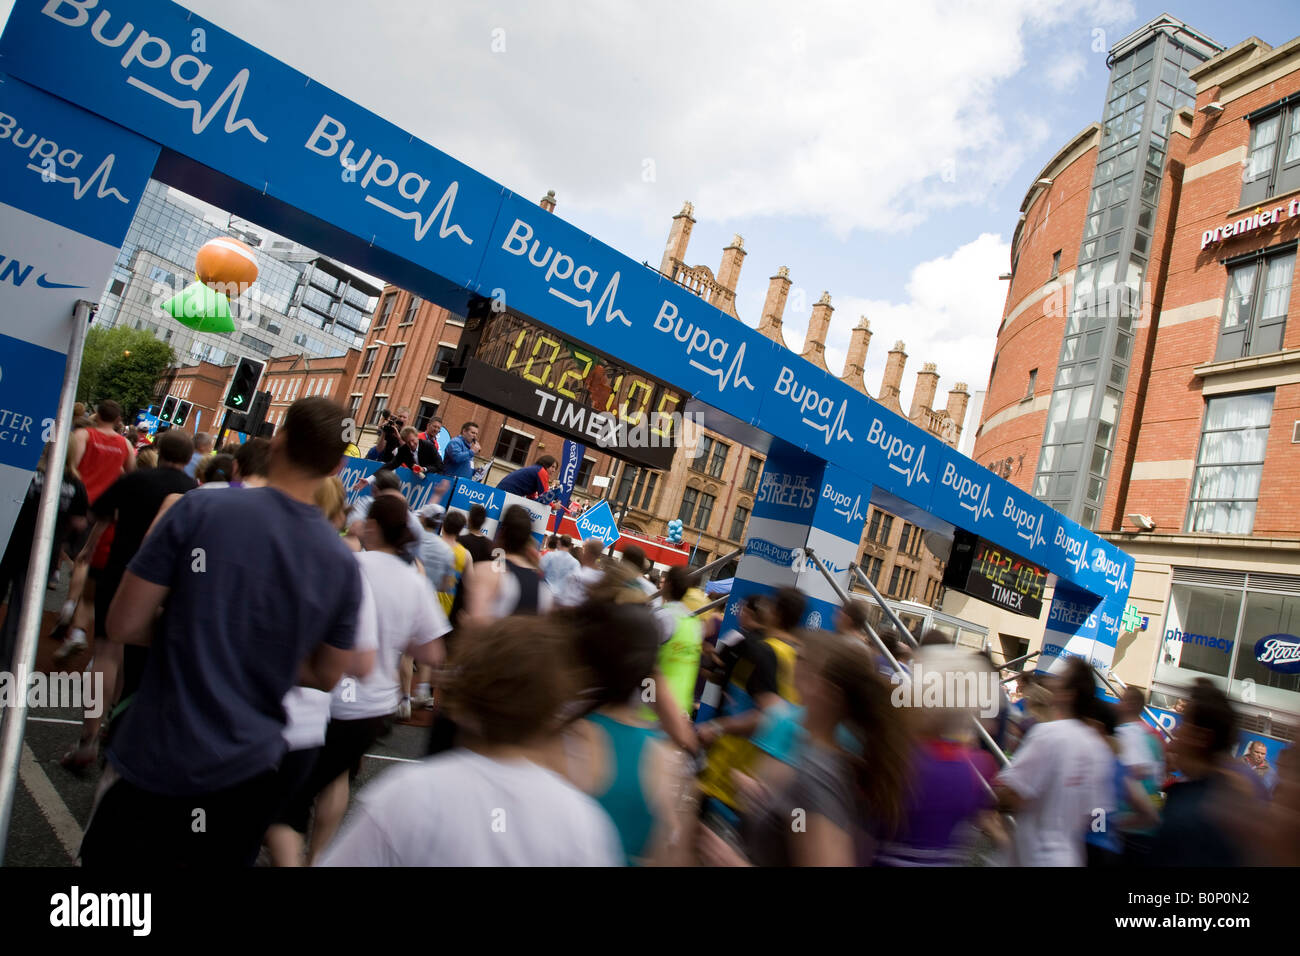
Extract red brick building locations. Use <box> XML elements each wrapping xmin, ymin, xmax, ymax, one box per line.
<box><xmin>156</xmin><ymin>360</ymin><xmax>234</xmax><ymax>441</ymax></box>
<box><xmin>969</xmin><ymin>16</ymin><xmax>1300</xmax><ymax>736</ymax></box>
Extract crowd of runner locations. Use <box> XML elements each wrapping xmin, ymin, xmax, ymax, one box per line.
<box><xmin>1</xmin><ymin>395</ymin><xmax>1298</xmax><ymax>866</ymax></box>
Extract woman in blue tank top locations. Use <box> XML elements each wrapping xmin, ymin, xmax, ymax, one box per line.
<box><xmin>558</xmin><ymin>584</ymin><xmax>695</xmax><ymax>866</ymax></box>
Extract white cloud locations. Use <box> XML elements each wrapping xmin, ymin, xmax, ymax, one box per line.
<box><xmin>776</xmin><ymin>233</ymin><xmax>1012</xmax><ymax>414</ymax></box>
<box><xmin>157</xmin><ymin>0</ymin><xmax>1133</xmax><ymax>238</ymax></box>
<box><xmin>1046</xmin><ymin>51</ymin><xmax>1088</xmax><ymax>91</ymax></box>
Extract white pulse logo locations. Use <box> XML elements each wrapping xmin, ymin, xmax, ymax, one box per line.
<box><xmin>126</xmin><ymin>70</ymin><xmax>268</xmax><ymax>143</ymax></box>
<box><xmin>365</xmin><ymin>181</ymin><xmax>472</xmax><ymax>245</ymax></box>
<box><xmin>807</xmin><ymin>400</ymin><xmax>852</xmax><ymax>445</ymax></box>
<box><xmin>25</xmin><ymin>154</ymin><xmax>128</xmax><ymax>204</ymax></box>
<box><xmin>963</xmin><ymin>484</ymin><xmax>993</xmax><ymax>521</ymax></box>
<box><xmin>550</xmin><ymin>270</ymin><xmax>630</xmax><ymax>328</ymax></box>
<box><xmin>694</xmin><ymin>339</ymin><xmax>753</xmax><ymax>392</ymax></box>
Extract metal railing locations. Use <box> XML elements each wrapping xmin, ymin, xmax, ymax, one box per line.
<box><xmin>805</xmin><ymin>548</ymin><xmax>1008</xmax><ymax>783</ymax></box>
<box><xmin>687</xmin><ymin>548</ymin><xmax>742</xmax><ymax>584</ymax></box>
<box><xmin>0</xmin><ymin>300</ymin><xmax>92</xmax><ymax>862</ymax></box>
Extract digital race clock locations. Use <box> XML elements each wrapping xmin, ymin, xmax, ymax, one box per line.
<box><xmin>943</xmin><ymin>529</ymin><xmax>1049</xmax><ymax>618</ymax></box>
<box><xmin>442</xmin><ymin>299</ymin><xmax>688</xmax><ymax>470</ymax></box>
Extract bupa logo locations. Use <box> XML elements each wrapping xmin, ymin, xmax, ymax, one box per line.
<box><xmin>46</xmin><ymin>0</ymin><xmax>269</xmax><ymax>143</ymax></box>
<box><xmin>457</xmin><ymin>485</ymin><xmax>498</xmax><ymax>512</ymax></box>
<box><xmin>0</xmin><ymin>253</ymin><xmax>84</xmax><ymax>290</ymax></box>
<box><xmin>1053</xmin><ymin>525</ymin><xmax>1087</xmax><ymax>576</ymax></box>
<box><xmin>941</xmin><ymin>461</ymin><xmax>993</xmax><ymax>523</ymax></box>
<box><xmin>1002</xmin><ymin>497</ymin><xmax>1047</xmax><ymax>550</ymax></box>
<box><xmin>308</xmin><ymin>115</ymin><xmax>472</xmax><ymax>246</ymax></box>
<box><xmin>0</xmin><ymin>112</ymin><xmax>129</xmax><ymax>205</ymax></box>
<box><xmin>821</xmin><ymin>482</ymin><xmax>865</xmax><ymax>526</ymax></box>
<box><xmin>866</xmin><ymin>418</ymin><xmax>928</xmax><ymax>487</ymax></box>
<box><xmin>654</xmin><ymin>300</ymin><xmax>752</xmax><ymax>392</ymax></box>
<box><xmin>1255</xmin><ymin>634</ymin><xmax>1300</xmax><ymax>674</ymax></box>
<box><xmin>503</xmin><ymin>218</ymin><xmax>627</xmax><ymax>327</ymax></box>
<box><xmin>776</xmin><ymin>367</ymin><xmax>851</xmax><ymax>444</ymax></box>
<box><xmin>1098</xmin><ymin>609</ymin><xmax>1120</xmax><ymax>639</ymax></box>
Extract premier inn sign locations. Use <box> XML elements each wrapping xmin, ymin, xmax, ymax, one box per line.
<box><xmin>1201</xmin><ymin>197</ymin><xmax>1300</xmax><ymax>249</ymax></box>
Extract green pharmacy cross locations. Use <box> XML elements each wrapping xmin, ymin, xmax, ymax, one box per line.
<box><xmin>1121</xmin><ymin>603</ymin><xmax>1143</xmax><ymax>632</ymax></box>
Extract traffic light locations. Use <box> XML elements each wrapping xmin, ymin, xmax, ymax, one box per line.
<box><xmin>224</xmin><ymin>356</ymin><xmax>264</xmax><ymax>411</ymax></box>
<box><xmin>159</xmin><ymin>396</ymin><xmax>178</xmax><ymax>423</ymax></box>
<box><xmin>173</xmin><ymin>400</ymin><xmax>193</xmax><ymax>428</ymax></box>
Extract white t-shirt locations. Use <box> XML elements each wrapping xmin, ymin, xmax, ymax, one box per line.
<box><xmin>539</xmin><ymin>548</ymin><xmax>580</xmax><ymax>593</ymax></box>
<box><xmin>282</xmin><ymin>568</ymin><xmax>381</xmax><ymax>750</ymax></box>
<box><xmin>316</xmin><ymin>749</ymin><xmax>623</xmax><ymax>866</ymax></box>
<box><xmin>1116</xmin><ymin>720</ymin><xmax>1164</xmax><ymax>785</ymax></box>
<box><xmin>997</xmin><ymin>717</ymin><xmax>1114</xmax><ymax>866</ymax></box>
<box><xmin>330</xmin><ymin>551</ymin><xmax>449</xmax><ymax>720</ymax></box>
<box><xmin>559</xmin><ymin>564</ymin><xmax>605</xmax><ymax>607</ymax></box>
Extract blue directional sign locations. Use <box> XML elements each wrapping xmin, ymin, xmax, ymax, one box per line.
<box><xmin>574</xmin><ymin>499</ymin><xmax>620</xmax><ymax>548</ymax></box>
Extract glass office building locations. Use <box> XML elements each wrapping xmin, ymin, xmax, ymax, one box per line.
<box><xmin>1031</xmin><ymin>20</ymin><xmax>1223</xmax><ymax>529</ymax></box>
<box><xmin>95</xmin><ymin>181</ymin><xmax>379</xmax><ymax>368</ymax></box>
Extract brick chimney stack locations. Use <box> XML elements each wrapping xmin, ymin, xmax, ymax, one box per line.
<box><xmin>717</xmin><ymin>234</ymin><xmax>746</xmax><ymax>300</ymax></box>
<box><xmin>945</xmin><ymin>382</ymin><xmax>970</xmax><ymax>444</ymax></box>
<box><xmin>840</xmin><ymin>317</ymin><xmax>871</xmax><ymax>394</ymax></box>
<box><xmin>539</xmin><ymin>189</ymin><xmax>557</xmax><ymax>213</ymax></box>
<box><xmin>879</xmin><ymin>341</ymin><xmax>908</xmax><ymax>412</ymax></box>
<box><xmin>910</xmin><ymin>362</ymin><xmax>940</xmax><ymax>420</ymax></box>
<box><xmin>659</xmin><ymin>201</ymin><xmax>695</xmax><ymax>274</ymax></box>
<box><xmin>757</xmin><ymin>266</ymin><xmax>791</xmax><ymax>347</ymax></box>
<box><xmin>801</xmin><ymin>292</ymin><xmax>834</xmax><ymax>370</ymax></box>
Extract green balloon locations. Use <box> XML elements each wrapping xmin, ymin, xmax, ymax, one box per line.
<box><xmin>161</xmin><ymin>281</ymin><xmax>236</xmax><ymax>334</ymax></box>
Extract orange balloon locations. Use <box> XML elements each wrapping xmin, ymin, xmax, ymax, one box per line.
<box><xmin>195</xmin><ymin>236</ymin><xmax>259</xmax><ymax>292</ymax></box>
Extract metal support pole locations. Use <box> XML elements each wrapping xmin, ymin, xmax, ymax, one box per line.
<box><xmin>686</xmin><ymin>548</ymin><xmax>742</xmax><ymax>583</ymax></box>
<box><xmin>1095</xmin><ymin>667</ymin><xmax>1174</xmax><ymax>743</ymax></box>
<box><xmin>848</xmin><ymin>562</ymin><xmax>919</xmax><ymax>648</ymax></box>
<box><xmin>804</xmin><ymin>548</ymin><xmax>907</xmax><ymax>678</ymax></box>
<box><xmin>995</xmin><ymin>650</ymin><xmax>1042</xmax><ymax>673</ymax></box>
<box><xmin>807</xmin><ymin>548</ymin><xmax>1009</xmax><ymax>772</ymax></box>
<box><xmin>689</xmin><ymin>595</ymin><xmax>728</xmax><ymax>617</ymax></box>
<box><xmin>0</xmin><ymin>300</ymin><xmax>93</xmax><ymax>862</ymax></box>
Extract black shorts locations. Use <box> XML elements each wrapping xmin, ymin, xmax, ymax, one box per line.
<box><xmin>92</xmin><ymin>566</ymin><xmax>125</xmax><ymax>639</ymax></box>
<box><xmin>80</xmin><ymin>767</ymin><xmax>281</xmax><ymax>867</ymax></box>
<box><xmin>283</xmin><ymin>714</ymin><xmax>389</xmax><ymax>828</ymax></box>
<box><xmin>269</xmin><ymin>745</ymin><xmax>322</xmax><ymax>834</ymax></box>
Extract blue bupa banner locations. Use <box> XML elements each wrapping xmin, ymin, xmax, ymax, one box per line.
<box><xmin>0</xmin><ymin>0</ymin><xmax>1134</xmax><ymax>603</ymax></box>
<box><xmin>445</xmin><ymin>476</ymin><xmax>550</xmax><ymax>546</ymax></box>
<box><xmin>0</xmin><ymin>71</ymin><xmax>158</xmax><ymax>563</ymax></box>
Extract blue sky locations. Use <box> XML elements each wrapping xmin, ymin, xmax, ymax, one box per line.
<box><xmin>5</xmin><ymin>1</ymin><xmax>1300</xmax><ymax>411</ymax></box>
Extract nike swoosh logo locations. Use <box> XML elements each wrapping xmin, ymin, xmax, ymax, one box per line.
<box><xmin>35</xmin><ymin>275</ymin><xmax>85</xmax><ymax>289</ymax></box>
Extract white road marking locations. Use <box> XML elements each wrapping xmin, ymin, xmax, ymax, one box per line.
<box><xmin>362</xmin><ymin>753</ymin><xmax>417</xmax><ymax>763</ymax></box>
<box><xmin>19</xmin><ymin>743</ymin><xmax>83</xmax><ymax>860</ymax></box>
<box><xmin>25</xmin><ymin>717</ymin><xmax>82</xmax><ymax>726</ymax></box>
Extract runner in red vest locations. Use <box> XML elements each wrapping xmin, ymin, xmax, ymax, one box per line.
<box><xmin>53</xmin><ymin>400</ymin><xmax>134</xmax><ymax>671</ymax></box>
